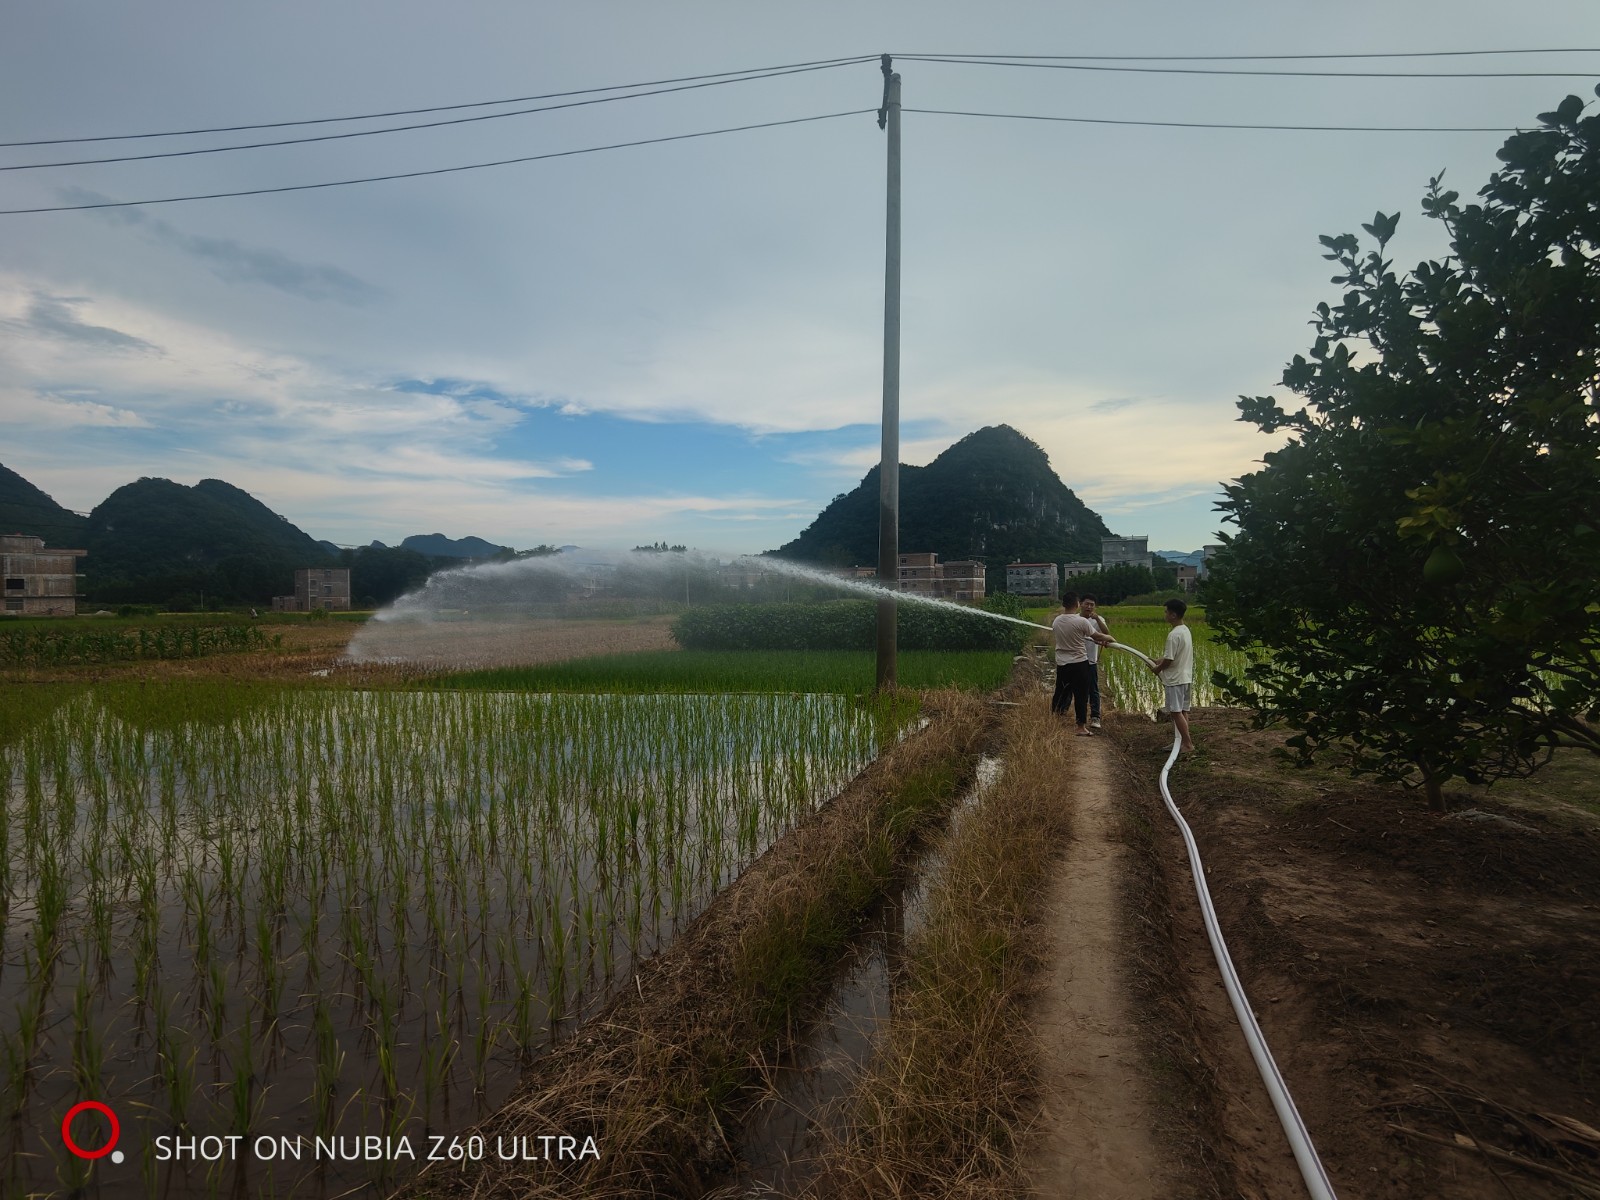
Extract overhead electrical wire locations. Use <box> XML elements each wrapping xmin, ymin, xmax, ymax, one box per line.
<box><xmin>0</xmin><ymin>60</ymin><xmax>876</xmax><ymax>173</ymax></box>
<box><xmin>0</xmin><ymin>55</ymin><xmax>877</xmax><ymax>148</ymax></box>
<box><xmin>905</xmin><ymin>107</ymin><xmax>1522</xmax><ymax>133</ymax></box>
<box><xmin>895</xmin><ymin>47</ymin><xmax>1600</xmax><ymax>61</ymax></box>
<box><xmin>896</xmin><ymin>54</ymin><xmax>1600</xmax><ymax>79</ymax></box>
<box><xmin>5</xmin><ymin>46</ymin><xmax>1588</xmax><ymax>151</ymax></box>
<box><xmin>0</xmin><ymin>109</ymin><xmax>876</xmax><ymax>215</ymax></box>
<box><xmin>3</xmin><ymin>45</ymin><xmax>1586</xmax><ymax>215</ymax></box>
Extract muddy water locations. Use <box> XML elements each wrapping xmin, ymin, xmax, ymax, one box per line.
<box><xmin>728</xmin><ymin>756</ymin><xmax>1003</xmax><ymax>1195</ymax></box>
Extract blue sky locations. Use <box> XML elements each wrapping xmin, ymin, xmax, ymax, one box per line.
<box><xmin>3</xmin><ymin>1</ymin><xmax>1597</xmax><ymax>555</ymax></box>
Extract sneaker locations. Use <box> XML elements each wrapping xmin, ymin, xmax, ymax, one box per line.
<box><xmin>1090</xmin><ymin>717</ymin><xmax>1102</xmax><ymax>728</ymax></box>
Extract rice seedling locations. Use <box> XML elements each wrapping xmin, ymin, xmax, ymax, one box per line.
<box><xmin>0</xmin><ymin>681</ymin><xmax>912</xmax><ymax>1196</ymax></box>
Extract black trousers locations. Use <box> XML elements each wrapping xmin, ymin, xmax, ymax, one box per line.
<box><xmin>1051</xmin><ymin>660</ymin><xmax>1093</xmax><ymax>725</ymax></box>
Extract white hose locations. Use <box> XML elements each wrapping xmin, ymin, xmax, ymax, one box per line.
<box><xmin>1103</xmin><ymin>640</ymin><xmax>1340</xmax><ymax>1200</ymax></box>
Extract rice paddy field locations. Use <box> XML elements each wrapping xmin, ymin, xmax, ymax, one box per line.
<box><xmin>434</xmin><ymin>648</ymin><xmax>1016</xmax><ymax>695</ymax></box>
<box><xmin>0</xmin><ymin>677</ymin><xmax>915</xmax><ymax>1198</ymax></box>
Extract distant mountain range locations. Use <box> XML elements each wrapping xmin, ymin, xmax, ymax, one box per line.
<box><xmin>0</xmin><ymin>463</ymin><xmax>517</xmax><ymax>605</ymax></box>
<box><xmin>390</xmin><ymin>533</ymin><xmax>512</xmax><ymax>559</ymax></box>
<box><xmin>3</xmin><ymin>436</ymin><xmax>1201</xmax><ymax>605</ymax></box>
<box><xmin>1154</xmin><ymin>549</ymin><xmax>1207</xmax><ymax>568</ymax></box>
<box><xmin>771</xmin><ymin>424</ymin><xmax>1114</xmax><ymax>589</ymax></box>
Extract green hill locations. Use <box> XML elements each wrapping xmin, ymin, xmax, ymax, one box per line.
<box><xmin>400</xmin><ymin>533</ymin><xmax>511</xmax><ymax>559</ymax></box>
<box><xmin>771</xmin><ymin>425</ymin><xmax>1112</xmax><ymax>588</ymax></box>
<box><xmin>84</xmin><ymin>477</ymin><xmax>333</xmax><ymax>603</ymax></box>
<box><xmin>0</xmin><ymin>463</ymin><xmax>88</xmax><ymax>547</ymax></box>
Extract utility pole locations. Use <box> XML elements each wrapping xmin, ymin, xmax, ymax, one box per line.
<box><xmin>876</xmin><ymin>54</ymin><xmax>901</xmax><ymax>693</ymax></box>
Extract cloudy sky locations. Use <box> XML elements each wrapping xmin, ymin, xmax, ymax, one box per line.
<box><xmin>3</xmin><ymin>3</ymin><xmax>1597</xmax><ymax>555</ymax></box>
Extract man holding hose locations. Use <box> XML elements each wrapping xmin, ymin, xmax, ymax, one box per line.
<box><xmin>1080</xmin><ymin>594</ymin><xmax>1110</xmax><ymax>729</ymax></box>
<box><xmin>1052</xmin><ymin>592</ymin><xmax>1115</xmax><ymax>736</ymax></box>
<box><xmin>1149</xmin><ymin>597</ymin><xmax>1196</xmax><ymax>752</ymax></box>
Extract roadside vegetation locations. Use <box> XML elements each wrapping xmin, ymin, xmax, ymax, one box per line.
<box><xmin>803</xmin><ymin>698</ymin><xmax>1071</xmax><ymax>1199</ymax></box>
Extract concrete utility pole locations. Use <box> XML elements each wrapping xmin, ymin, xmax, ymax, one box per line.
<box><xmin>876</xmin><ymin>55</ymin><xmax>901</xmax><ymax>693</ymax></box>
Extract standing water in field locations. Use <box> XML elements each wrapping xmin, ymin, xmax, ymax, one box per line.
<box><xmin>344</xmin><ymin>547</ymin><xmax>1045</xmax><ymax>669</ymax></box>
<box><xmin>0</xmin><ymin>684</ymin><xmax>907</xmax><ymax>1198</ymax></box>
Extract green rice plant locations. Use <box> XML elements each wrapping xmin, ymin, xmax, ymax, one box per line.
<box><xmin>419</xmin><ymin>1002</ymin><xmax>457</xmax><ymax>1128</ymax></box>
<box><xmin>70</xmin><ymin>968</ymin><xmax>104</xmax><ymax>1098</ymax></box>
<box><xmin>1</xmin><ymin>679</ymin><xmax>917</xmax><ymax>1194</ymax></box>
<box><xmin>311</xmin><ymin>995</ymin><xmax>342</xmax><ymax>1135</ymax></box>
<box><xmin>229</xmin><ymin>1010</ymin><xmax>258</xmax><ymax>1136</ymax></box>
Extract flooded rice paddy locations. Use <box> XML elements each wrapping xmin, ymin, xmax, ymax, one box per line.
<box><xmin>0</xmin><ymin>684</ymin><xmax>904</xmax><ymax>1198</ymax></box>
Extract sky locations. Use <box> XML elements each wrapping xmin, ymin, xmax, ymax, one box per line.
<box><xmin>2</xmin><ymin>3</ymin><xmax>1597</xmax><ymax>556</ymax></box>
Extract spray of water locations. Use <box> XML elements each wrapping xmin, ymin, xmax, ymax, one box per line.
<box><xmin>342</xmin><ymin>545</ymin><xmax>1155</xmax><ymax>670</ymax></box>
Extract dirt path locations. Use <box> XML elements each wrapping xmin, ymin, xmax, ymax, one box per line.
<box><xmin>1024</xmin><ymin>730</ymin><xmax>1173</xmax><ymax>1198</ymax></box>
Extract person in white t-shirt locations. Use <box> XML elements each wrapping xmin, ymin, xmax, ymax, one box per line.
<box><xmin>1147</xmin><ymin>597</ymin><xmax>1195</xmax><ymax>752</ymax></box>
<box><xmin>1052</xmin><ymin>591</ymin><xmax>1115</xmax><ymax>736</ymax></box>
<box><xmin>1080</xmin><ymin>595</ymin><xmax>1110</xmax><ymax>729</ymax></box>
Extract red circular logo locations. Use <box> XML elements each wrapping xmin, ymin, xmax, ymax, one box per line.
<box><xmin>61</xmin><ymin>1101</ymin><xmax>120</xmax><ymax>1160</ymax></box>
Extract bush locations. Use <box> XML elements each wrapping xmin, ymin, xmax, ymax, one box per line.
<box><xmin>673</xmin><ymin>601</ymin><xmax>1031</xmax><ymax>653</ymax></box>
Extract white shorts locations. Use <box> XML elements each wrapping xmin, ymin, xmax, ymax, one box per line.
<box><xmin>1164</xmin><ymin>684</ymin><xmax>1192</xmax><ymax>713</ymax></box>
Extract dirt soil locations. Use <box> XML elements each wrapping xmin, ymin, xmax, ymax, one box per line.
<box><xmin>3</xmin><ymin>616</ymin><xmax>679</xmax><ymax>683</ymax></box>
<box><xmin>1109</xmin><ymin>707</ymin><xmax>1600</xmax><ymax>1200</ymax></box>
<box><xmin>1025</xmin><ymin>729</ymin><xmax>1174</xmax><ymax>1198</ymax></box>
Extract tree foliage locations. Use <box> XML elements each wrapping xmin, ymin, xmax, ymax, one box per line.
<box><xmin>1064</xmin><ymin>563</ymin><xmax>1177</xmax><ymax>606</ymax></box>
<box><xmin>1209</xmin><ymin>91</ymin><xmax>1600</xmax><ymax>810</ymax></box>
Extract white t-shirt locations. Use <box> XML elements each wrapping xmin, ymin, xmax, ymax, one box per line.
<box><xmin>1083</xmin><ymin>614</ymin><xmax>1109</xmax><ymax>664</ymax></box>
<box><xmin>1052</xmin><ymin>612</ymin><xmax>1099</xmax><ymax>665</ymax></box>
<box><xmin>1159</xmin><ymin>623</ymin><xmax>1194</xmax><ymax>686</ymax></box>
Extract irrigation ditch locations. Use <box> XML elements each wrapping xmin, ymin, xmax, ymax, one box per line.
<box><xmin>402</xmin><ymin>686</ymin><xmax>998</xmax><ymax>1198</ymax></box>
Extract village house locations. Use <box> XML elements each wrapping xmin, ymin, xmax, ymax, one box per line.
<box><xmin>1</xmin><ymin>534</ymin><xmax>86</xmax><ymax>616</ymax></box>
<box><xmin>272</xmin><ymin>567</ymin><xmax>352</xmax><ymax>612</ymax></box>
<box><xmin>1005</xmin><ymin>561</ymin><xmax>1060</xmax><ymax>597</ymax></box>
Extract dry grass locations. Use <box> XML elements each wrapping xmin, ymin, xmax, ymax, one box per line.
<box><xmin>400</xmin><ymin>690</ymin><xmax>991</xmax><ymax>1199</ymax></box>
<box><xmin>799</xmin><ymin>696</ymin><xmax>1076</xmax><ymax>1199</ymax></box>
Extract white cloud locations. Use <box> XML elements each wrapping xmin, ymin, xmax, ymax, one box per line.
<box><xmin>0</xmin><ymin>385</ymin><xmax>149</xmax><ymax>429</ymax></box>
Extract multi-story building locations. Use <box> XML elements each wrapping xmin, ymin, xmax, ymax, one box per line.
<box><xmin>1</xmin><ymin>534</ymin><xmax>86</xmax><ymax>616</ymax></box>
<box><xmin>1005</xmin><ymin>562</ymin><xmax>1060</xmax><ymax>597</ymax></box>
<box><xmin>933</xmin><ymin>558</ymin><xmax>986</xmax><ymax>602</ymax></box>
<box><xmin>272</xmin><ymin>567</ymin><xmax>352</xmax><ymax>612</ymax></box>
<box><xmin>830</xmin><ymin>554</ymin><xmax>985</xmax><ymax>602</ymax></box>
<box><xmin>888</xmin><ymin>553</ymin><xmax>987</xmax><ymax>600</ymax></box>
<box><xmin>1061</xmin><ymin>561</ymin><xmax>1099</xmax><ymax>580</ymax></box>
<box><xmin>1175</xmin><ymin>564</ymin><xmax>1198</xmax><ymax>592</ymax></box>
<box><xmin>1101</xmin><ymin>535</ymin><xmax>1153</xmax><ymax>571</ymax></box>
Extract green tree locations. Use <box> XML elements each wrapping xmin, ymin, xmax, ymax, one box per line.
<box><xmin>1209</xmin><ymin>91</ymin><xmax>1600</xmax><ymax>810</ymax></box>
<box><xmin>1065</xmin><ymin>564</ymin><xmax>1173</xmax><ymax>606</ymax></box>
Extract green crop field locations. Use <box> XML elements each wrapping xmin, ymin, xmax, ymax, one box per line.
<box><xmin>433</xmin><ymin>648</ymin><xmax>1015</xmax><ymax>695</ymax></box>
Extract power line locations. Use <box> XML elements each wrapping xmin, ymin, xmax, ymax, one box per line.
<box><xmin>0</xmin><ymin>54</ymin><xmax>877</xmax><ymax>149</ymax></box>
<box><xmin>893</xmin><ymin>48</ymin><xmax>1600</xmax><ymax>61</ymax></box>
<box><xmin>0</xmin><ymin>60</ymin><xmax>874</xmax><ymax>172</ymax></box>
<box><xmin>896</xmin><ymin>54</ymin><xmax>1600</xmax><ymax>79</ymax></box>
<box><xmin>0</xmin><ymin>109</ymin><xmax>877</xmax><ymax>215</ymax></box>
<box><xmin>905</xmin><ymin>107</ymin><xmax>1522</xmax><ymax>133</ymax></box>
<box><xmin>8</xmin><ymin>47</ymin><xmax>1586</xmax><ymax>152</ymax></box>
